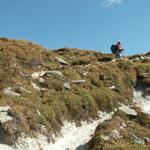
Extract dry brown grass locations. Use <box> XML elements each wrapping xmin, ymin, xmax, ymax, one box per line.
<box><xmin>0</xmin><ymin>38</ymin><xmax>149</xmax><ymax>146</ymax></box>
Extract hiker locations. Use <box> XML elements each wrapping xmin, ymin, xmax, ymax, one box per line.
<box><xmin>111</xmin><ymin>41</ymin><xmax>124</xmax><ymax>59</ymax></box>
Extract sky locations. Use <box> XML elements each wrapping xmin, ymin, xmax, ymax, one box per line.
<box><xmin>0</xmin><ymin>0</ymin><xmax>150</xmax><ymax>55</ymax></box>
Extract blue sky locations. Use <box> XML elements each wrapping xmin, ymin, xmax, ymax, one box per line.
<box><xmin>0</xmin><ymin>0</ymin><xmax>150</xmax><ymax>55</ymax></box>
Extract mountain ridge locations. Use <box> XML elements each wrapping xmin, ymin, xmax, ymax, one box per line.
<box><xmin>0</xmin><ymin>37</ymin><xmax>149</xmax><ymax>150</ymax></box>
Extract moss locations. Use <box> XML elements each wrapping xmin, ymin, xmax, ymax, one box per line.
<box><xmin>90</xmin><ymin>87</ymin><xmax>119</xmax><ymax>112</ymax></box>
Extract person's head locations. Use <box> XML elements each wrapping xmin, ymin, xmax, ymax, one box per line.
<box><xmin>117</xmin><ymin>40</ymin><xmax>121</xmax><ymax>45</ymax></box>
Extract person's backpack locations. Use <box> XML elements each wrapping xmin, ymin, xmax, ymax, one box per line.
<box><xmin>110</xmin><ymin>44</ymin><xmax>116</xmax><ymax>54</ymax></box>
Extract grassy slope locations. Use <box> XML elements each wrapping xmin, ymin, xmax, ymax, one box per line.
<box><xmin>0</xmin><ymin>38</ymin><xmax>149</xmax><ymax>148</ymax></box>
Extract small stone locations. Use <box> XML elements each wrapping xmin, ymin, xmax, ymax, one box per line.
<box><xmin>31</xmin><ymin>71</ymin><xmax>46</xmax><ymax>79</ymax></box>
<box><xmin>39</xmin><ymin>78</ymin><xmax>45</xmax><ymax>83</ymax></box>
<box><xmin>119</xmin><ymin>104</ymin><xmax>137</xmax><ymax>116</ymax></box>
<box><xmin>133</xmin><ymin>135</ymin><xmax>145</xmax><ymax>145</ymax></box>
<box><xmin>72</xmin><ymin>80</ymin><xmax>86</xmax><ymax>84</ymax></box>
<box><xmin>31</xmin><ymin>71</ymin><xmax>63</xmax><ymax>79</ymax></box>
<box><xmin>19</xmin><ymin>87</ymin><xmax>31</xmax><ymax>94</ymax></box>
<box><xmin>64</xmin><ymin>82</ymin><xmax>71</xmax><ymax>90</ymax></box>
<box><xmin>31</xmin><ymin>82</ymin><xmax>47</xmax><ymax>92</ymax></box>
<box><xmin>55</xmin><ymin>57</ymin><xmax>70</xmax><ymax>65</ymax></box>
<box><xmin>144</xmin><ymin>137</ymin><xmax>150</xmax><ymax>144</ymax></box>
<box><xmin>108</xmin><ymin>85</ymin><xmax>116</xmax><ymax>90</ymax></box>
<box><xmin>36</xmin><ymin>109</ymin><xmax>42</xmax><ymax>117</ymax></box>
<box><xmin>4</xmin><ymin>87</ymin><xmax>20</xmax><ymax>97</ymax></box>
<box><xmin>83</xmin><ymin>72</ymin><xmax>88</xmax><ymax>76</ymax></box>
<box><xmin>122</xmin><ymin>122</ymin><xmax>126</xmax><ymax>127</ymax></box>
<box><xmin>101</xmin><ymin>135</ymin><xmax>110</xmax><ymax>141</ymax></box>
<box><xmin>0</xmin><ymin>106</ymin><xmax>13</xmax><ymax>123</ymax></box>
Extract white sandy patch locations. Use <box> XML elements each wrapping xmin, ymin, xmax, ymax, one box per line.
<box><xmin>14</xmin><ymin>111</ymin><xmax>113</xmax><ymax>150</ymax></box>
<box><xmin>0</xmin><ymin>144</ymin><xmax>15</xmax><ymax>150</ymax></box>
<box><xmin>133</xmin><ymin>90</ymin><xmax>150</xmax><ymax>115</ymax></box>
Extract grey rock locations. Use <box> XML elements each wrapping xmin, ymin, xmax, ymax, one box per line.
<box><xmin>46</xmin><ymin>71</ymin><xmax>63</xmax><ymax>77</ymax></box>
<box><xmin>144</xmin><ymin>137</ymin><xmax>150</xmax><ymax>144</ymax></box>
<box><xmin>108</xmin><ymin>85</ymin><xmax>116</xmax><ymax>90</ymax></box>
<box><xmin>31</xmin><ymin>71</ymin><xmax>47</xmax><ymax>79</ymax></box>
<box><xmin>101</xmin><ymin>135</ymin><xmax>110</xmax><ymax>141</ymax></box>
<box><xmin>31</xmin><ymin>71</ymin><xmax>63</xmax><ymax>79</ymax></box>
<box><xmin>72</xmin><ymin>80</ymin><xmax>86</xmax><ymax>84</ymax></box>
<box><xmin>0</xmin><ymin>106</ymin><xmax>13</xmax><ymax>123</ymax></box>
<box><xmin>36</xmin><ymin>109</ymin><xmax>42</xmax><ymax>117</ymax></box>
<box><xmin>31</xmin><ymin>82</ymin><xmax>47</xmax><ymax>92</ymax></box>
<box><xmin>4</xmin><ymin>87</ymin><xmax>20</xmax><ymax>97</ymax></box>
<box><xmin>119</xmin><ymin>104</ymin><xmax>137</xmax><ymax>116</ymax></box>
<box><xmin>134</xmin><ymin>139</ymin><xmax>145</xmax><ymax>144</ymax></box>
<box><xmin>133</xmin><ymin>135</ymin><xmax>145</xmax><ymax>145</ymax></box>
<box><xmin>19</xmin><ymin>87</ymin><xmax>31</xmax><ymax>94</ymax></box>
<box><xmin>142</xmin><ymin>56</ymin><xmax>150</xmax><ymax>62</ymax></box>
<box><xmin>64</xmin><ymin>82</ymin><xmax>71</xmax><ymax>90</ymax></box>
<box><xmin>55</xmin><ymin>57</ymin><xmax>70</xmax><ymax>65</ymax></box>
<box><xmin>38</xmin><ymin>77</ymin><xmax>45</xmax><ymax>83</ymax></box>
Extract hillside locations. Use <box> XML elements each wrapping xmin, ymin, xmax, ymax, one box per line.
<box><xmin>0</xmin><ymin>37</ymin><xmax>149</xmax><ymax>150</ymax></box>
